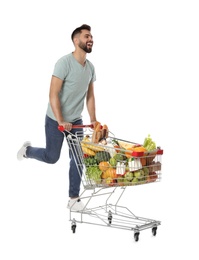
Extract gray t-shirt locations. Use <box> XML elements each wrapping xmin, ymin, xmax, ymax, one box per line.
<box><xmin>46</xmin><ymin>53</ymin><xmax>96</xmax><ymax>122</ymax></box>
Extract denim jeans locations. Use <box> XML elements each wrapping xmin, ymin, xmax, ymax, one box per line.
<box><xmin>26</xmin><ymin>115</ymin><xmax>83</xmax><ymax>198</ymax></box>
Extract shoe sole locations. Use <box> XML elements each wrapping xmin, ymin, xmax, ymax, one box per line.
<box><xmin>17</xmin><ymin>141</ymin><xmax>31</xmax><ymax>161</ymax></box>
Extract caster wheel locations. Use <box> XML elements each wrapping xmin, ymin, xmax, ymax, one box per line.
<box><xmin>152</xmin><ymin>227</ymin><xmax>157</xmax><ymax>236</ymax></box>
<box><xmin>71</xmin><ymin>218</ymin><xmax>76</xmax><ymax>233</ymax></box>
<box><xmin>134</xmin><ymin>232</ymin><xmax>140</xmax><ymax>242</ymax></box>
<box><xmin>71</xmin><ymin>224</ymin><xmax>76</xmax><ymax>233</ymax></box>
<box><xmin>108</xmin><ymin>218</ymin><xmax>112</xmax><ymax>224</ymax></box>
<box><xmin>108</xmin><ymin>210</ymin><xmax>112</xmax><ymax>224</ymax></box>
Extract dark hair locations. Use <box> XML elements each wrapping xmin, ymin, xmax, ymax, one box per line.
<box><xmin>71</xmin><ymin>24</ymin><xmax>91</xmax><ymax>41</ymax></box>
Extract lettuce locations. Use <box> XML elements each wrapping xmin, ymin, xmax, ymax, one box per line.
<box><xmin>86</xmin><ymin>166</ymin><xmax>102</xmax><ymax>183</ymax></box>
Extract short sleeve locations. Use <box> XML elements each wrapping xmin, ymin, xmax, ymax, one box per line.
<box><xmin>52</xmin><ymin>57</ymin><xmax>68</xmax><ymax>80</ymax></box>
<box><xmin>92</xmin><ymin>67</ymin><xmax>96</xmax><ymax>83</ymax></box>
<box><xmin>87</xmin><ymin>60</ymin><xmax>96</xmax><ymax>83</ymax></box>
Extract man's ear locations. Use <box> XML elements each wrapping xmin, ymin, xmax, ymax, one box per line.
<box><xmin>73</xmin><ymin>36</ymin><xmax>79</xmax><ymax>45</ymax></box>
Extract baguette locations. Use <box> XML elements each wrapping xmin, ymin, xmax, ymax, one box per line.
<box><xmin>92</xmin><ymin>122</ymin><xmax>102</xmax><ymax>143</ymax></box>
<box><xmin>101</xmin><ymin>124</ymin><xmax>109</xmax><ymax>139</ymax></box>
<box><xmin>96</xmin><ymin>131</ymin><xmax>102</xmax><ymax>142</ymax></box>
<box><xmin>93</xmin><ymin>121</ymin><xmax>101</xmax><ymax>130</ymax></box>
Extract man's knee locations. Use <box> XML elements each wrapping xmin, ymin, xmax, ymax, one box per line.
<box><xmin>45</xmin><ymin>155</ymin><xmax>60</xmax><ymax>164</ymax></box>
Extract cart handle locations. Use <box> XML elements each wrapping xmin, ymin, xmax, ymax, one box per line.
<box><xmin>58</xmin><ymin>124</ymin><xmax>95</xmax><ymax>132</ymax></box>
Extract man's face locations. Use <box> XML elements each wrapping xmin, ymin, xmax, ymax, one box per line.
<box><xmin>77</xmin><ymin>29</ymin><xmax>93</xmax><ymax>53</ymax></box>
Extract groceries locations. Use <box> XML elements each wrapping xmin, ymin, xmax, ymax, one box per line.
<box><xmin>81</xmin><ymin>133</ymin><xmax>163</xmax><ymax>187</ymax></box>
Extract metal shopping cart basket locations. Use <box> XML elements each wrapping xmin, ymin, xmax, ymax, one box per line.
<box><xmin>59</xmin><ymin>124</ymin><xmax>163</xmax><ymax>242</ymax></box>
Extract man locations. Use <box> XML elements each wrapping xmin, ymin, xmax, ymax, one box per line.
<box><xmin>17</xmin><ymin>24</ymin><xmax>97</xmax><ymax>211</ymax></box>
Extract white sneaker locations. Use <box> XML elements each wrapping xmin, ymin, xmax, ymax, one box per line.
<box><xmin>67</xmin><ymin>198</ymin><xmax>86</xmax><ymax>211</ymax></box>
<box><xmin>17</xmin><ymin>141</ymin><xmax>31</xmax><ymax>161</ymax></box>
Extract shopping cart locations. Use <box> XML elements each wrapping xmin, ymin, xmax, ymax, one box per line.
<box><xmin>58</xmin><ymin>124</ymin><xmax>163</xmax><ymax>242</ymax></box>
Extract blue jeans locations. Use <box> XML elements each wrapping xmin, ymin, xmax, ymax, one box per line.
<box><xmin>26</xmin><ymin>115</ymin><xmax>83</xmax><ymax>198</ymax></box>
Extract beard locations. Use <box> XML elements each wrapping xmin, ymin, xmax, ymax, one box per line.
<box><xmin>78</xmin><ymin>41</ymin><xmax>93</xmax><ymax>53</ymax></box>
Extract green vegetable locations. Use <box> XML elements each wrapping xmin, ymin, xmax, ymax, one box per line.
<box><xmin>109</xmin><ymin>157</ymin><xmax>117</xmax><ymax>166</ymax></box>
<box><xmin>143</xmin><ymin>134</ymin><xmax>156</xmax><ymax>151</ymax></box>
<box><xmin>123</xmin><ymin>178</ymin><xmax>131</xmax><ymax>184</ymax></box>
<box><xmin>134</xmin><ymin>169</ymin><xmax>144</xmax><ymax>178</ymax></box>
<box><xmin>86</xmin><ymin>166</ymin><xmax>102</xmax><ymax>183</ymax></box>
<box><xmin>84</xmin><ymin>156</ymin><xmax>98</xmax><ymax>166</ymax></box>
<box><xmin>95</xmin><ymin>151</ymin><xmax>111</xmax><ymax>163</ymax></box>
<box><xmin>112</xmin><ymin>139</ymin><xmax>120</xmax><ymax>146</ymax></box>
<box><xmin>143</xmin><ymin>167</ymin><xmax>149</xmax><ymax>176</ymax></box>
<box><xmin>132</xmin><ymin>177</ymin><xmax>139</xmax><ymax>185</ymax></box>
<box><xmin>113</xmin><ymin>153</ymin><xmax>127</xmax><ymax>162</ymax></box>
<box><xmin>124</xmin><ymin>171</ymin><xmax>134</xmax><ymax>181</ymax></box>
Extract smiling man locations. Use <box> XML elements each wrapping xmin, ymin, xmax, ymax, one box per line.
<box><xmin>17</xmin><ymin>24</ymin><xmax>97</xmax><ymax>211</ymax></box>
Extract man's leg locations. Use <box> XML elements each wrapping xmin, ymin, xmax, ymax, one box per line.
<box><xmin>67</xmin><ymin>119</ymin><xmax>84</xmax><ymax>198</ymax></box>
<box><xmin>26</xmin><ymin>115</ymin><xmax>64</xmax><ymax>164</ymax></box>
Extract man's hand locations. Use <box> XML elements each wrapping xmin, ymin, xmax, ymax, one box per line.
<box><xmin>91</xmin><ymin>121</ymin><xmax>100</xmax><ymax>129</ymax></box>
<box><xmin>58</xmin><ymin>121</ymin><xmax>72</xmax><ymax>131</ymax></box>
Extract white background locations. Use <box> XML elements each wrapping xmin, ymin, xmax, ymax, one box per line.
<box><xmin>1</xmin><ymin>0</ymin><xmax>199</xmax><ymax>259</ymax></box>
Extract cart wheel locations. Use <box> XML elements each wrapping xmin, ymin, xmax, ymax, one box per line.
<box><xmin>71</xmin><ymin>218</ymin><xmax>76</xmax><ymax>233</ymax></box>
<box><xmin>71</xmin><ymin>224</ymin><xmax>76</xmax><ymax>233</ymax></box>
<box><xmin>108</xmin><ymin>210</ymin><xmax>112</xmax><ymax>224</ymax></box>
<box><xmin>134</xmin><ymin>232</ymin><xmax>140</xmax><ymax>242</ymax></box>
<box><xmin>152</xmin><ymin>227</ymin><xmax>157</xmax><ymax>236</ymax></box>
<box><xmin>108</xmin><ymin>217</ymin><xmax>112</xmax><ymax>224</ymax></box>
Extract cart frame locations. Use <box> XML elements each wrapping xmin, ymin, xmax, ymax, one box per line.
<box><xmin>59</xmin><ymin>126</ymin><xmax>163</xmax><ymax>242</ymax></box>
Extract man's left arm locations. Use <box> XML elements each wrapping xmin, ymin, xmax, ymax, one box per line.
<box><xmin>86</xmin><ymin>82</ymin><xmax>97</xmax><ymax>124</ymax></box>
